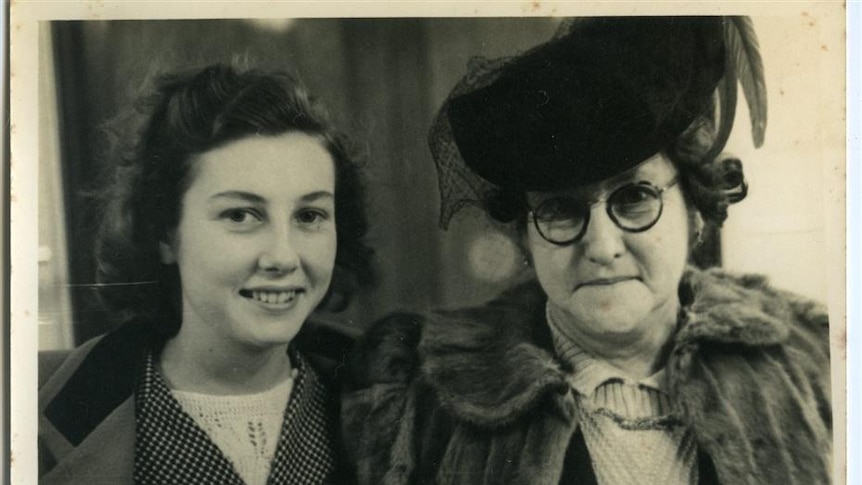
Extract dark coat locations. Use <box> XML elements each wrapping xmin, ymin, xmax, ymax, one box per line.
<box><xmin>39</xmin><ymin>319</ymin><xmax>357</xmax><ymax>484</ymax></box>
<box><xmin>342</xmin><ymin>267</ymin><xmax>832</xmax><ymax>484</ymax></box>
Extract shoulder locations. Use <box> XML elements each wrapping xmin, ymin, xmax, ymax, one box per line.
<box><xmin>340</xmin><ymin>312</ymin><xmax>432</xmax><ymax>483</ymax></box>
<box><xmin>675</xmin><ymin>267</ymin><xmax>830</xmax><ymax>386</ymax></box>
<box><xmin>344</xmin><ymin>312</ymin><xmax>425</xmax><ymax>390</ymax></box>
<box><xmin>293</xmin><ymin>316</ymin><xmax>362</xmax><ymax>386</ymax></box>
<box><xmin>40</xmin><ymin>322</ymin><xmax>154</xmax><ymax>448</ymax></box>
<box><xmin>343</xmin><ymin>279</ymin><xmax>550</xmax><ymax>392</ymax></box>
<box><xmin>672</xmin><ymin>268</ymin><xmax>832</xmax><ymax>483</ymax></box>
<box><xmin>340</xmin><ymin>311</ymin><xmax>426</xmax><ymax>459</ymax></box>
<box><xmin>341</xmin><ymin>281</ymin><xmax>565</xmax><ymax>471</ymax></box>
<box><xmin>39</xmin><ymin>337</ymin><xmax>102</xmax><ymax>395</ymax></box>
<box><xmin>678</xmin><ymin>266</ymin><xmax>828</xmax><ymax>351</ymax></box>
<box><xmin>673</xmin><ymin>266</ymin><xmax>831</xmax><ymax>417</ymax></box>
<box><xmin>39</xmin><ymin>326</ymin><xmax>149</xmax><ymax>480</ymax></box>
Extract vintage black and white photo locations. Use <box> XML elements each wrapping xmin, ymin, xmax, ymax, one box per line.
<box><xmin>8</xmin><ymin>4</ymin><xmax>846</xmax><ymax>484</ymax></box>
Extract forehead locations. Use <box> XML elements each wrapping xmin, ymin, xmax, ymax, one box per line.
<box><xmin>526</xmin><ymin>152</ymin><xmax>677</xmax><ymax>202</ymax></box>
<box><xmin>186</xmin><ymin>133</ymin><xmax>335</xmax><ymax>199</ymax></box>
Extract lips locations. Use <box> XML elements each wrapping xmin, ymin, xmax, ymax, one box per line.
<box><xmin>576</xmin><ymin>276</ymin><xmax>637</xmax><ymax>289</ymax></box>
<box><xmin>239</xmin><ymin>288</ymin><xmax>304</xmax><ymax>305</ymax></box>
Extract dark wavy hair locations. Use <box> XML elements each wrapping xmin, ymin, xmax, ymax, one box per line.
<box><xmin>482</xmin><ymin>112</ymin><xmax>747</xmax><ymax>230</ymax></box>
<box><xmin>95</xmin><ymin>63</ymin><xmax>373</xmax><ymax>336</ymax></box>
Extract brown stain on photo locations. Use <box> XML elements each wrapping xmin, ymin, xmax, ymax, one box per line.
<box><xmin>835</xmin><ymin>325</ymin><xmax>847</xmax><ymax>360</ymax></box>
<box><xmin>523</xmin><ymin>1</ymin><xmax>541</xmax><ymax>13</ymax></box>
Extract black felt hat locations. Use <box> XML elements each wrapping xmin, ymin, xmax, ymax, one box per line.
<box><xmin>428</xmin><ymin>16</ymin><xmax>769</xmax><ymax>228</ymax></box>
<box><xmin>447</xmin><ymin>17</ymin><xmax>725</xmax><ymax>191</ymax></box>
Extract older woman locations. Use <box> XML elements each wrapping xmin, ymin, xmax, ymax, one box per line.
<box><xmin>343</xmin><ymin>17</ymin><xmax>831</xmax><ymax>484</ymax></box>
<box><xmin>39</xmin><ymin>64</ymin><xmax>371</xmax><ymax>484</ymax></box>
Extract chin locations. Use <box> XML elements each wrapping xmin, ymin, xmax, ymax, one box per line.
<box><xmin>567</xmin><ymin>301</ymin><xmax>651</xmax><ymax>335</ymax></box>
<box><xmin>591</xmin><ymin>314</ymin><xmax>644</xmax><ymax>334</ymax></box>
<box><xmin>245</xmin><ymin>321</ymin><xmax>305</xmax><ymax>348</ymax></box>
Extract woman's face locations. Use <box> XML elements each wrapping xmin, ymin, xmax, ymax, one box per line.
<box><xmin>160</xmin><ymin>132</ymin><xmax>337</xmax><ymax>351</ymax></box>
<box><xmin>525</xmin><ymin>153</ymin><xmax>690</xmax><ymax>342</ymax></box>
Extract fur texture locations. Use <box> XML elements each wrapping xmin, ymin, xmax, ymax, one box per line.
<box><xmin>342</xmin><ymin>267</ymin><xmax>831</xmax><ymax>484</ymax></box>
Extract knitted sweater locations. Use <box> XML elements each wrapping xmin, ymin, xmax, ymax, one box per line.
<box><xmin>549</xmin><ymin>327</ymin><xmax>699</xmax><ymax>485</ymax></box>
<box><xmin>341</xmin><ymin>267</ymin><xmax>832</xmax><ymax>484</ymax></box>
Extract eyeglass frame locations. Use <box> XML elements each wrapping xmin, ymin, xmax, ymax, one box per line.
<box><xmin>528</xmin><ymin>177</ymin><xmax>680</xmax><ymax>246</ymax></box>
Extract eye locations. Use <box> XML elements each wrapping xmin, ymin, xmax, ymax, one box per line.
<box><xmin>295</xmin><ymin>208</ymin><xmax>331</xmax><ymax>228</ymax></box>
<box><xmin>534</xmin><ymin>197</ymin><xmax>584</xmax><ymax>222</ymax></box>
<box><xmin>221</xmin><ymin>208</ymin><xmax>263</xmax><ymax>227</ymax></box>
<box><xmin>609</xmin><ymin>183</ymin><xmax>662</xmax><ymax>223</ymax></box>
<box><xmin>611</xmin><ymin>184</ymin><xmax>657</xmax><ymax>207</ymax></box>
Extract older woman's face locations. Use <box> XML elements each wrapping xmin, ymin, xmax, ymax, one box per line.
<box><xmin>525</xmin><ymin>153</ymin><xmax>690</xmax><ymax>342</ymax></box>
<box><xmin>160</xmin><ymin>133</ymin><xmax>337</xmax><ymax>351</ymax></box>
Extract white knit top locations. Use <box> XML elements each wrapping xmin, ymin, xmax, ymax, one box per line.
<box><xmin>547</xmin><ymin>306</ymin><xmax>699</xmax><ymax>485</ymax></box>
<box><xmin>171</xmin><ymin>371</ymin><xmax>296</xmax><ymax>485</ymax></box>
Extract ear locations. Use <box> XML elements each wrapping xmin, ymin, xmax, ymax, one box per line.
<box><xmin>512</xmin><ymin>223</ymin><xmax>536</xmax><ymax>272</ymax></box>
<box><xmin>159</xmin><ymin>233</ymin><xmax>177</xmax><ymax>264</ymax></box>
<box><xmin>516</xmin><ymin>231</ymin><xmax>533</xmax><ymax>267</ymax></box>
<box><xmin>689</xmin><ymin>209</ymin><xmax>705</xmax><ymax>247</ymax></box>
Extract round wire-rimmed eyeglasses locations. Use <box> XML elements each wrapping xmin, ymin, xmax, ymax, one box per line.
<box><xmin>528</xmin><ymin>177</ymin><xmax>680</xmax><ymax>246</ymax></box>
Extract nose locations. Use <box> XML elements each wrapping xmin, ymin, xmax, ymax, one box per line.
<box><xmin>258</xmin><ymin>223</ymin><xmax>300</xmax><ymax>274</ymax></box>
<box><xmin>580</xmin><ymin>205</ymin><xmax>625</xmax><ymax>264</ymax></box>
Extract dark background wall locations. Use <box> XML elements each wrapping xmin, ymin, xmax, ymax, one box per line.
<box><xmin>50</xmin><ymin>18</ymin><xmax>565</xmax><ymax>343</ymax></box>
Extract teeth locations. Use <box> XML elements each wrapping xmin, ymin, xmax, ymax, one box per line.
<box><xmin>251</xmin><ymin>290</ymin><xmax>297</xmax><ymax>304</ymax></box>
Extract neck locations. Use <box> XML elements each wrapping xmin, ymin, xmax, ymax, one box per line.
<box><xmin>159</xmin><ymin>325</ymin><xmax>293</xmax><ymax>395</ymax></box>
<box><xmin>547</xmin><ymin>302</ymin><xmax>678</xmax><ymax>379</ymax></box>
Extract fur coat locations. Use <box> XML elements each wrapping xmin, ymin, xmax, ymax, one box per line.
<box><xmin>341</xmin><ymin>267</ymin><xmax>832</xmax><ymax>484</ymax></box>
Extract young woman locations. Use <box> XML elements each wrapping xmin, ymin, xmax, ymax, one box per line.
<box><xmin>39</xmin><ymin>64</ymin><xmax>371</xmax><ymax>484</ymax></box>
<box><xmin>343</xmin><ymin>17</ymin><xmax>831</xmax><ymax>484</ymax></box>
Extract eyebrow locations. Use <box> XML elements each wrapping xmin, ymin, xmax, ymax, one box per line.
<box><xmin>608</xmin><ymin>171</ymin><xmax>649</xmax><ymax>188</ymax></box>
<box><xmin>528</xmin><ymin>167</ymin><xmax>664</xmax><ymax>205</ymax></box>
<box><xmin>299</xmin><ymin>190</ymin><xmax>335</xmax><ymax>202</ymax></box>
<box><xmin>208</xmin><ymin>190</ymin><xmax>334</xmax><ymax>204</ymax></box>
<box><xmin>210</xmin><ymin>191</ymin><xmax>266</xmax><ymax>204</ymax></box>
<box><xmin>603</xmin><ymin>163</ymin><xmax>664</xmax><ymax>186</ymax></box>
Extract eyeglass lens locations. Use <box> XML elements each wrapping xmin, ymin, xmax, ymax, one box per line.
<box><xmin>533</xmin><ymin>182</ymin><xmax>666</xmax><ymax>245</ymax></box>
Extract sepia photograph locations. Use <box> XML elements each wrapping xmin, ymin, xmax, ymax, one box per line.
<box><xmin>9</xmin><ymin>3</ymin><xmax>847</xmax><ymax>484</ymax></box>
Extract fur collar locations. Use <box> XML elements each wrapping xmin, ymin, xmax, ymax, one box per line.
<box><xmin>419</xmin><ymin>267</ymin><xmax>795</xmax><ymax>427</ymax></box>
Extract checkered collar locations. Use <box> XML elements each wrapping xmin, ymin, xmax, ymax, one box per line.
<box><xmin>134</xmin><ymin>348</ymin><xmax>339</xmax><ymax>484</ymax></box>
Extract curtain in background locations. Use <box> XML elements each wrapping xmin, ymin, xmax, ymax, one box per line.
<box><xmin>48</xmin><ymin>18</ymin><xmax>719</xmax><ymax>344</ymax></box>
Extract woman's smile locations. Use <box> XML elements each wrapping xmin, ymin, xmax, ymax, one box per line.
<box><xmin>239</xmin><ymin>287</ymin><xmax>306</xmax><ymax>309</ymax></box>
